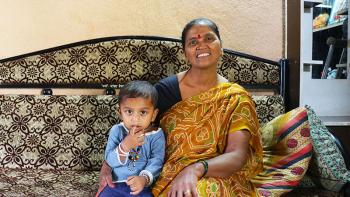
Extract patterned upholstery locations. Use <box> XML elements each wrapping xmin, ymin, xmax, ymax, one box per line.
<box><xmin>252</xmin><ymin>95</ymin><xmax>285</xmax><ymax>125</ymax></box>
<box><xmin>0</xmin><ymin>95</ymin><xmax>119</xmax><ymax>170</ymax></box>
<box><xmin>0</xmin><ymin>37</ymin><xmax>285</xmax><ymax>196</ymax></box>
<box><xmin>0</xmin><ymin>168</ymin><xmax>98</xmax><ymax>196</ymax></box>
<box><xmin>0</xmin><ymin>94</ymin><xmax>280</xmax><ymax>170</ymax></box>
<box><xmin>0</xmin><ymin>95</ymin><xmax>118</xmax><ymax>196</ymax></box>
<box><xmin>0</xmin><ymin>37</ymin><xmax>280</xmax><ymax>87</ymax></box>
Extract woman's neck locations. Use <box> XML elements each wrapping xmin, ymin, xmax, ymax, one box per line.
<box><xmin>181</xmin><ymin>67</ymin><xmax>219</xmax><ymax>89</ymax></box>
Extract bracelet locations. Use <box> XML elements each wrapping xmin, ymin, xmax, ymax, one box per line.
<box><xmin>118</xmin><ymin>142</ymin><xmax>129</xmax><ymax>155</ymax></box>
<box><xmin>139</xmin><ymin>170</ymin><xmax>153</xmax><ymax>186</ymax></box>
<box><xmin>197</xmin><ymin>159</ymin><xmax>208</xmax><ymax>178</ymax></box>
<box><xmin>141</xmin><ymin>174</ymin><xmax>150</xmax><ymax>185</ymax></box>
<box><xmin>115</xmin><ymin>146</ymin><xmax>127</xmax><ymax>157</ymax></box>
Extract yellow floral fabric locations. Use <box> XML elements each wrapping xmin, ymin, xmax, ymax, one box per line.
<box><xmin>152</xmin><ymin>83</ymin><xmax>263</xmax><ymax>197</ymax></box>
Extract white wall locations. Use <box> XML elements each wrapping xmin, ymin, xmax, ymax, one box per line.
<box><xmin>0</xmin><ymin>0</ymin><xmax>284</xmax><ymax>61</ymax></box>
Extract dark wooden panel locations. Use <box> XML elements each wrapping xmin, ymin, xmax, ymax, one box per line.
<box><xmin>286</xmin><ymin>0</ymin><xmax>301</xmax><ymax>111</ymax></box>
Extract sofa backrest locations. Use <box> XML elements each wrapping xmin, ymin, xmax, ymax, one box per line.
<box><xmin>0</xmin><ymin>36</ymin><xmax>283</xmax><ymax>90</ymax></box>
<box><xmin>0</xmin><ymin>36</ymin><xmax>286</xmax><ymax>170</ymax></box>
<box><xmin>0</xmin><ymin>95</ymin><xmax>119</xmax><ymax>170</ymax></box>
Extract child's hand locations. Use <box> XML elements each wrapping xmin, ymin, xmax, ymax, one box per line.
<box><xmin>122</xmin><ymin>127</ymin><xmax>145</xmax><ymax>151</ymax></box>
<box><xmin>126</xmin><ymin>176</ymin><xmax>147</xmax><ymax>195</ymax></box>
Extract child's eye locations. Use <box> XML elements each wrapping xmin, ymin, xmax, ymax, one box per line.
<box><xmin>125</xmin><ymin>110</ymin><xmax>133</xmax><ymax>115</ymax></box>
<box><xmin>140</xmin><ymin>111</ymin><xmax>148</xmax><ymax>116</ymax></box>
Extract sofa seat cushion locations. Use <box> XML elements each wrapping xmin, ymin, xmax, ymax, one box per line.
<box><xmin>0</xmin><ymin>168</ymin><xmax>98</xmax><ymax>196</ymax></box>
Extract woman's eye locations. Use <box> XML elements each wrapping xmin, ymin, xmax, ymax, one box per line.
<box><xmin>189</xmin><ymin>39</ymin><xmax>197</xmax><ymax>46</ymax></box>
<box><xmin>140</xmin><ymin>111</ymin><xmax>147</xmax><ymax>116</ymax></box>
<box><xmin>206</xmin><ymin>36</ymin><xmax>214</xmax><ymax>42</ymax></box>
<box><xmin>125</xmin><ymin>110</ymin><xmax>133</xmax><ymax>115</ymax></box>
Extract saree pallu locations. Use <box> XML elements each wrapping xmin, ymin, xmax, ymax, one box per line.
<box><xmin>152</xmin><ymin>83</ymin><xmax>263</xmax><ymax>197</ymax></box>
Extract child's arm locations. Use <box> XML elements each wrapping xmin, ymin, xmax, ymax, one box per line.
<box><xmin>105</xmin><ymin>125</ymin><xmax>146</xmax><ymax>167</ymax></box>
<box><xmin>126</xmin><ymin>129</ymin><xmax>165</xmax><ymax>195</ymax></box>
<box><xmin>139</xmin><ymin>129</ymin><xmax>166</xmax><ymax>185</ymax></box>
<box><xmin>104</xmin><ymin>125</ymin><xmax>129</xmax><ymax>167</ymax></box>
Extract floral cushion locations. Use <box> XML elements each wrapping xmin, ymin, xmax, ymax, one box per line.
<box><xmin>304</xmin><ymin>107</ymin><xmax>350</xmax><ymax>191</ymax></box>
<box><xmin>252</xmin><ymin>107</ymin><xmax>312</xmax><ymax>196</ymax></box>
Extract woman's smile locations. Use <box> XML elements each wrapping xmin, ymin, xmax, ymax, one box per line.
<box><xmin>196</xmin><ymin>52</ymin><xmax>211</xmax><ymax>58</ymax></box>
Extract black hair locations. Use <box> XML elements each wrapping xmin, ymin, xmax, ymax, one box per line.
<box><xmin>118</xmin><ymin>80</ymin><xmax>158</xmax><ymax>108</ymax></box>
<box><xmin>181</xmin><ymin>18</ymin><xmax>221</xmax><ymax>48</ymax></box>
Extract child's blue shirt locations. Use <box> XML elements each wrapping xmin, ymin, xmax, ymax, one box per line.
<box><xmin>104</xmin><ymin>123</ymin><xmax>165</xmax><ymax>185</ymax></box>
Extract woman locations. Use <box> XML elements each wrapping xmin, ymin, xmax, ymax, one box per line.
<box><xmin>96</xmin><ymin>18</ymin><xmax>263</xmax><ymax>197</ymax></box>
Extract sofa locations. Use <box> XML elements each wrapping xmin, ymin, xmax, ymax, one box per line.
<box><xmin>0</xmin><ymin>36</ymin><xmax>348</xmax><ymax>196</ymax></box>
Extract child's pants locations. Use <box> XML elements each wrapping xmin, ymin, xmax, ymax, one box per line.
<box><xmin>99</xmin><ymin>182</ymin><xmax>153</xmax><ymax>197</ymax></box>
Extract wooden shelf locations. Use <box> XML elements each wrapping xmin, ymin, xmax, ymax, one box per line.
<box><xmin>337</xmin><ymin>8</ymin><xmax>348</xmax><ymax>15</ymax></box>
<box><xmin>304</xmin><ymin>0</ymin><xmax>323</xmax><ymax>8</ymax></box>
<box><xmin>320</xmin><ymin>116</ymin><xmax>350</xmax><ymax>126</ymax></box>
<box><xmin>315</xmin><ymin>4</ymin><xmax>332</xmax><ymax>9</ymax></box>
<box><xmin>303</xmin><ymin>60</ymin><xmax>323</xmax><ymax>65</ymax></box>
<box><xmin>336</xmin><ymin>63</ymin><xmax>347</xmax><ymax>68</ymax></box>
<box><xmin>313</xmin><ymin>22</ymin><xmax>344</xmax><ymax>32</ymax></box>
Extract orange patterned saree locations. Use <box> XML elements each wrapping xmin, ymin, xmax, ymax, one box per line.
<box><xmin>152</xmin><ymin>83</ymin><xmax>263</xmax><ymax>197</ymax></box>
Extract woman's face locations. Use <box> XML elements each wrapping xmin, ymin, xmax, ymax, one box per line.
<box><xmin>184</xmin><ymin>25</ymin><xmax>222</xmax><ymax>70</ymax></box>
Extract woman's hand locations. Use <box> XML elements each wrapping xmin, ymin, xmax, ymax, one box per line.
<box><xmin>126</xmin><ymin>176</ymin><xmax>147</xmax><ymax>195</ymax></box>
<box><xmin>95</xmin><ymin>161</ymin><xmax>115</xmax><ymax>197</ymax></box>
<box><xmin>168</xmin><ymin>163</ymin><xmax>204</xmax><ymax>197</ymax></box>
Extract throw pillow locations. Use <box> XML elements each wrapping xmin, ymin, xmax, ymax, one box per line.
<box><xmin>305</xmin><ymin>106</ymin><xmax>350</xmax><ymax>191</ymax></box>
<box><xmin>252</xmin><ymin>107</ymin><xmax>312</xmax><ymax>196</ymax></box>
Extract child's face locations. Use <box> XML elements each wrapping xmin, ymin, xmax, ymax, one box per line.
<box><xmin>119</xmin><ymin>97</ymin><xmax>158</xmax><ymax>133</ymax></box>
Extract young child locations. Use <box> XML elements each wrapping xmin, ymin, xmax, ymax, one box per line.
<box><xmin>99</xmin><ymin>80</ymin><xmax>165</xmax><ymax>197</ymax></box>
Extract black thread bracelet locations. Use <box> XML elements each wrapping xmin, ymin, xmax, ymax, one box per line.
<box><xmin>197</xmin><ymin>159</ymin><xmax>208</xmax><ymax>178</ymax></box>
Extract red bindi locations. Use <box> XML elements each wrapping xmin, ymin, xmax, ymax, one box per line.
<box><xmin>197</xmin><ymin>34</ymin><xmax>201</xmax><ymax>39</ymax></box>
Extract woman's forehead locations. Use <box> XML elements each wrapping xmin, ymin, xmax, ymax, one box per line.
<box><xmin>186</xmin><ymin>25</ymin><xmax>215</xmax><ymax>38</ymax></box>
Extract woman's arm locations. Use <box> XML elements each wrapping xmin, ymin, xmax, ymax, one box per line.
<box><xmin>199</xmin><ymin>130</ymin><xmax>251</xmax><ymax>178</ymax></box>
<box><xmin>167</xmin><ymin>130</ymin><xmax>251</xmax><ymax>197</ymax></box>
<box><xmin>95</xmin><ymin>161</ymin><xmax>115</xmax><ymax>197</ymax></box>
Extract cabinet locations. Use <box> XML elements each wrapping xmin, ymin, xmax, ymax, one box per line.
<box><xmin>300</xmin><ymin>0</ymin><xmax>350</xmax><ymax>125</ymax></box>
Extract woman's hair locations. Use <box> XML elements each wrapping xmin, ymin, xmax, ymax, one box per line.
<box><xmin>181</xmin><ymin>18</ymin><xmax>221</xmax><ymax>48</ymax></box>
<box><xmin>118</xmin><ymin>80</ymin><xmax>158</xmax><ymax>108</ymax></box>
